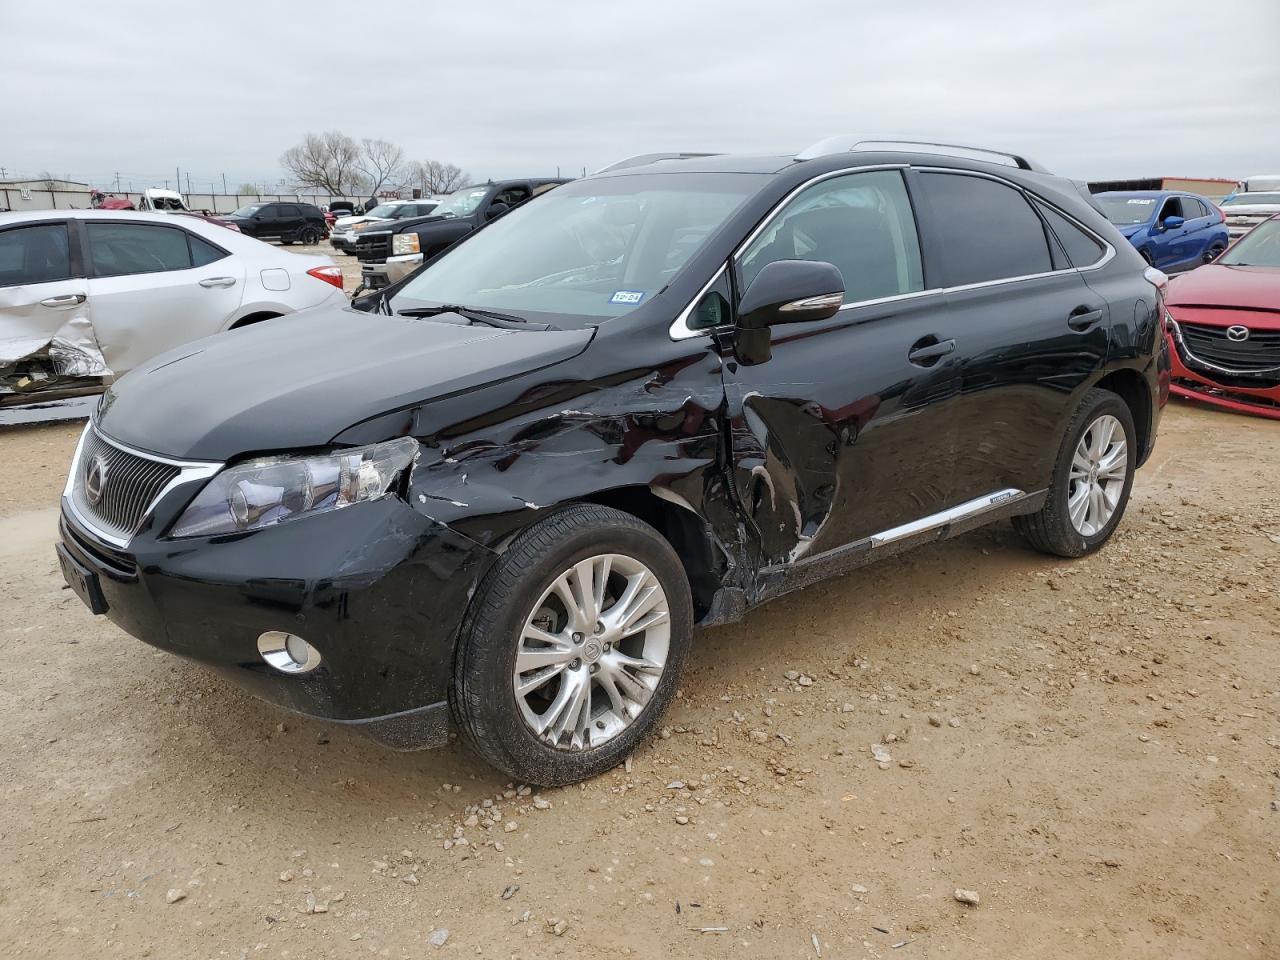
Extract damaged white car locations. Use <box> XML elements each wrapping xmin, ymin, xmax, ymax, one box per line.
<box><xmin>0</xmin><ymin>210</ymin><xmax>347</xmax><ymax>403</ymax></box>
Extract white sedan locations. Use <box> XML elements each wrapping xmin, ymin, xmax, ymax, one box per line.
<box><xmin>0</xmin><ymin>209</ymin><xmax>346</xmax><ymax>401</ymax></box>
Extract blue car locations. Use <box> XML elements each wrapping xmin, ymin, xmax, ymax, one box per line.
<box><xmin>1094</xmin><ymin>190</ymin><xmax>1229</xmax><ymax>271</ymax></box>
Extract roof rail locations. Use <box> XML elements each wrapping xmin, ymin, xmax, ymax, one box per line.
<box><xmin>795</xmin><ymin>136</ymin><xmax>1049</xmax><ymax>173</ymax></box>
<box><xmin>593</xmin><ymin>152</ymin><xmax>722</xmax><ymax>174</ymax></box>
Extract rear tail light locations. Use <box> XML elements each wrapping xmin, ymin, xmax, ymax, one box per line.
<box><xmin>1215</xmin><ymin>205</ymin><xmax>1225</xmax><ymax>223</ymax></box>
<box><xmin>306</xmin><ymin>265</ymin><xmax>344</xmax><ymax>290</ymax></box>
<box><xmin>1143</xmin><ymin>265</ymin><xmax>1169</xmax><ymax>293</ymax></box>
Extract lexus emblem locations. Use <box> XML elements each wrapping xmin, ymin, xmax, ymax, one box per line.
<box><xmin>1226</xmin><ymin>325</ymin><xmax>1250</xmax><ymax>342</ymax></box>
<box><xmin>85</xmin><ymin>455</ymin><xmax>108</xmax><ymax>506</ymax></box>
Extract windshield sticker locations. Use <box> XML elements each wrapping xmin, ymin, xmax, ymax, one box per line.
<box><xmin>610</xmin><ymin>290</ymin><xmax>646</xmax><ymax>305</ymax></box>
<box><xmin>1126</xmin><ymin>199</ymin><xmax>1155</xmax><ymax>205</ymax></box>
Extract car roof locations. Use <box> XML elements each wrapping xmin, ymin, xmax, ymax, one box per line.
<box><xmin>0</xmin><ymin>209</ymin><xmax>208</xmax><ymax>225</ymax></box>
<box><xmin>1095</xmin><ymin>189</ymin><xmax>1197</xmax><ymax>199</ymax></box>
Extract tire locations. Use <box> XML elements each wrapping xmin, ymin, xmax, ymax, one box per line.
<box><xmin>1203</xmin><ymin>242</ymin><xmax>1225</xmax><ymax>264</ymax></box>
<box><xmin>451</xmin><ymin>504</ymin><xmax>693</xmax><ymax>786</ymax></box>
<box><xmin>1013</xmin><ymin>388</ymin><xmax>1136</xmax><ymax>558</ymax></box>
<box><xmin>1139</xmin><ymin>248</ymin><xmax>1154</xmax><ymax>266</ymax></box>
<box><xmin>299</xmin><ymin>226</ymin><xmax>320</xmax><ymax>245</ymax></box>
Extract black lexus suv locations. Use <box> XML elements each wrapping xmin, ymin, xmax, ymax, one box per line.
<box><xmin>57</xmin><ymin>140</ymin><xmax>1170</xmax><ymax>786</ymax></box>
<box><xmin>350</xmin><ymin>178</ymin><xmax>569</xmax><ymax>292</ymax></box>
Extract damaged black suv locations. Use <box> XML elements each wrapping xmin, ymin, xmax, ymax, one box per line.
<box><xmin>58</xmin><ymin>139</ymin><xmax>1169</xmax><ymax>786</ymax></box>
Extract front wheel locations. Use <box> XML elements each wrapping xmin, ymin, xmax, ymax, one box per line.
<box><xmin>1203</xmin><ymin>241</ymin><xmax>1226</xmax><ymax>263</ymax></box>
<box><xmin>1013</xmin><ymin>388</ymin><xmax>1136</xmax><ymax>558</ymax></box>
<box><xmin>451</xmin><ymin>504</ymin><xmax>692</xmax><ymax>786</ymax></box>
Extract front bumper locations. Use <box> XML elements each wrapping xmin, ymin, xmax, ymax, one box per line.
<box><xmin>1164</xmin><ymin>330</ymin><xmax>1280</xmax><ymax>420</ymax></box>
<box><xmin>57</xmin><ymin>491</ymin><xmax>498</xmax><ymax>749</ymax></box>
<box><xmin>360</xmin><ymin>253</ymin><xmax>423</xmax><ymax>290</ymax></box>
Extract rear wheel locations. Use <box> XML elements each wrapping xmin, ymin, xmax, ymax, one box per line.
<box><xmin>299</xmin><ymin>225</ymin><xmax>321</xmax><ymax>245</ymax></box>
<box><xmin>1139</xmin><ymin>248</ymin><xmax>1154</xmax><ymax>266</ymax></box>
<box><xmin>451</xmin><ymin>504</ymin><xmax>692</xmax><ymax>786</ymax></box>
<box><xmin>1013</xmin><ymin>388</ymin><xmax>1136</xmax><ymax>558</ymax></box>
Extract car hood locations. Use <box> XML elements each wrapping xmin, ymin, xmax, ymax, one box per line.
<box><xmin>1116</xmin><ymin>223</ymin><xmax>1148</xmax><ymax>238</ymax></box>
<box><xmin>1166</xmin><ymin>264</ymin><xmax>1280</xmax><ymax>311</ymax></box>
<box><xmin>1221</xmin><ymin>204</ymin><xmax>1280</xmax><ymax>216</ymax></box>
<box><xmin>97</xmin><ymin>307</ymin><xmax>594</xmax><ymax>461</ymax></box>
<box><xmin>335</xmin><ymin>215</ymin><xmax>384</xmax><ymax>230</ymax></box>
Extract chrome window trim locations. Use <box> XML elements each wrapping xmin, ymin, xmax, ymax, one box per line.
<box><xmin>62</xmin><ymin>421</ymin><xmax>222</xmax><ymax>548</ymax></box>
<box><xmin>669</xmin><ymin>163</ymin><xmax>1116</xmax><ymax>342</ymax></box>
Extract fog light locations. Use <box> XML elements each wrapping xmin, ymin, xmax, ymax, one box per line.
<box><xmin>257</xmin><ymin>631</ymin><xmax>322</xmax><ymax>674</ymax></box>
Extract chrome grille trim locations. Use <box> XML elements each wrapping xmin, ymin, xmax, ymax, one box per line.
<box><xmin>62</xmin><ymin>423</ymin><xmax>222</xmax><ymax>548</ymax></box>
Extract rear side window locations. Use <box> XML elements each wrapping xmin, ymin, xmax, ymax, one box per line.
<box><xmin>1183</xmin><ymin>197</ymin><xmax>1206</xmax><ymax>218</ymax></box>
<box><xmin>87</xmin><ymin>222</ymin><xmax>192</xmax><ymax>277</ymax></box>
<box><xmin>1034</xmin><ymin>201</ymin><xmax>1106</xmax><ymax>268</ymax></box>
<box><xmin>188</xmin><ymin>233</ymin><xmax>228</xmax><ymax>267</ymax></box>
<box><xmin>281</xmin><ymin>205</ymin><xmax>302</xmax><ymax>217</ymax></box>
<box><xmin>0</xmin><ymin>222</ymin><xmax>72</xmax><ymax>286</ymax></box>
<box><xmin>919</xmin><ymin>173</ymin><xmax>1052</xmax><ymax>285</ymax></box>
<box><xmin>739</xmin><ymin>169</ymin><xmax>924</xmax><ymax>304</ymax></box>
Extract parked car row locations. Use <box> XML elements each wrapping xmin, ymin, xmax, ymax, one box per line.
<box><xmin>1094</xmin><ymin>190</ymin><xmax>1229</xmax><ymax>272</ymax></box>
<box><xmin>328</xmin><ymin>199</ymin><xmax>443</xmax><ymax>253</ymax></box>
<box><xmin>54</xmin><ymin>138</ymin><xmax>1174</xmax><ymax>785</ymax></box>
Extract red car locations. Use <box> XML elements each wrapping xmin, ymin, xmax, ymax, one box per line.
<box><xmin>1164</xmin><ymin>215</ymin><xmax>1280</xmax><ymax>420</ymax></box>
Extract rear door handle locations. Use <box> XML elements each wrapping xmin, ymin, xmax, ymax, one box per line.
<box><xmin>1067</xmin><ymin>306</ymin><xmax>1104</xmax><ymax>331</ymax></box>
<box><xmin>907</xmin><ymin>337</ymin><xmax>956</xmax><ymax>366</ymax></box>
<box><xmin>39</xmin><ymin>293</ymin><xmax>86</xmax><ymax>308</ymax></box>
<box><xmin>199</xmin><ymin>277</ymin><xmax>237</xmax><ymax>288</ymax></box>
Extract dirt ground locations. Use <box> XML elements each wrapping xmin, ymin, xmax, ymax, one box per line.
<box><xmin>0</xmin><ymin>401</ymin><xmax>1276</xmax><ymax>960</ymax></box>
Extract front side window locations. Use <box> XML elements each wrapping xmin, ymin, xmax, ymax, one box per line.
<box><xmin>920</xmin><ymin>173</ymin><xmax>1052</xmax><ymax>285</ymax></box>
<box><xmin>391</xmin><ymin>172</ymin><xmax>763</xmax><ymax>323</ymax></box>
<box><xmin>232</xmin><ymin>204</ymin><xmax>263</xmax><ymax>217</ymax></box>
<box><xmin>1157</xmin><ymin>197</ymin><xmax>1184</xmax><ymax>223</ymax></box>
<box><xmin>87</xmin><ymin>222</ymin><xmax>192</xmax><ymax>277</ymax></box>
<box><xmin>0</xmin><ymin>222</ymin><xmax>71</xmax><ymax>286</ymax></box>
<box><xmin>739</xmin><ymin>170</ymin><xmax>924</xmax><ymax>304</ymax></box>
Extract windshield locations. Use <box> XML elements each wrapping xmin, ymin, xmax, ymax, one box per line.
<box><xmin>232</xmin><ymin>204</ymin><xmax>263</xmax><ymax>217</ymax></box>
<box><xmin>390</xmin><ymin>173</ymin><xmax>764</xmax><ymax>323</ymax></box>
<box><xmin>428</xmin><ymin>187</ymin><xmax>489</xmax><ymax>219</ymax></box>
<box><xmin>1217</xmin><ymin>219</ymin><xmax>1280</xmax><ymax>267</ymax></box>
<box><xmin>1097</xmin><ymin>196</ymin><xmax>1158</xmax><ymax>226</ymax></box>
<box><xmin>365</xmin><ymin>203</ymin><xmax>402</xmax><ymax>218</ymax></box>
<box><xmin>1222</xmin><ymin>192</ymin><xmax>1280</xmax><ymax>206</ymax></box>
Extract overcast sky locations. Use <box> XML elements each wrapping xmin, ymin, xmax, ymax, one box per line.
<box><xmin>5</xmin><ymin>0</ymin><xmax>1278</xmax><ymax>191</ymax></box>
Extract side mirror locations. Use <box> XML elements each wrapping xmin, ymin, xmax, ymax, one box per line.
<box><xmin>1161</xmin><ymin>215</ymin><xmax>1185</xmax><ymax>230</ymax></box>
<box><xmin>734</xmin><ymin>260</ymin><xmax>844</xmax><ymax>365</ymax></box>
<box><xmin>485</xmin><ymin>201</ymin><xmax>511</xmax><ymax>221</ymax></box>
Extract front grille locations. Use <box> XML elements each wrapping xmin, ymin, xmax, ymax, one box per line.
<box><xmin>351</xmin><ymin>233</ymin><xmax>392</xmax><ymax>261</ymax></box>
<box><xmin>70</xmin><ymin>428</ymin><xmax>182</xmax><ymax>542</ymax></box>
<box><xmin>1178</xmin><ymin>321</ymin><xmax>1280</xmax><ymax>372</ymax></box>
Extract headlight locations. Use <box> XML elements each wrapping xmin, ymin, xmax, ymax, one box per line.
<box><xmin>392</xmin><ymin>234</ymin><xmax>421</xmax><ymax>255</ymax></box>
<box><xmin>170</xmin><ymin>438</ymin><xmax>419</xmax><ymax>538</ymax></box>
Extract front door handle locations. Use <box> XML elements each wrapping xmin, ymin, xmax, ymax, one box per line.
<box><xmin>39</xmin><ymin>293</ymin><xmax>86</xmax><ymax>308</ymax></box>
<box><xmin>907</xmin><ymin>337</ymin><xmax>956</xmax><ymax>366</ymax></box>
<box><xmin>199</xmin><ymin>277</ymin><xmax>237</xmax><ymax>288</ymax></box>
<box><xmin>1068</xmin><ymin>306</ymin><xmax>1104</xmax><ymax>331</ymax></box>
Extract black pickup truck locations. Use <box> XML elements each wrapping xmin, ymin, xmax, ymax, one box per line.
<box><xmin>350</xmin><ymin>178</ymin><xmax>568</xmax><ymax>292</ymax></box>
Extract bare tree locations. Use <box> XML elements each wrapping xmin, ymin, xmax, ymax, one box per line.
<box><xmin>410</xmin><ymin>159</ymin><xmax>469</xmax><ymax>195</ymax></box>
<box><xmin>359</xmin><ymin>138</ymin><xmax>407</xmax><ymax>197</ymax></box>
<box><xmin>280</xmin><ymin>131</ymin><xmax>363</xmax><ymax>196</ymax></box>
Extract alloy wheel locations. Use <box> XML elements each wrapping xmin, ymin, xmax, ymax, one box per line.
<box><xmin>513</xmin><ymin>553</ymin><xmax>671</xmax><ymax>751</ymax></box>
<box><xmin>1067</xmin><ymin>413</ymin><xmax>1128</xmax><ymax>537</ymax></box>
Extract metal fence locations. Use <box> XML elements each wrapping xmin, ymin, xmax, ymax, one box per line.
<box><xmin>0</xmin><ymin>188</ymin><xmax>366</xmax><ymax>214</ymax></box>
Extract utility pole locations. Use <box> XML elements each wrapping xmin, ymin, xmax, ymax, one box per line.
<box><xmin>175</xmin><ymin>166</ymin><xmax>181</xmax><ymax>193</ymax></box>
<box><xmin>222</xmin><ymin>173</ymin><xmax>228</xmax><ymax>194</ymax></box>
<box><xmin>185</xmin><ymin>172</ymin><xmax>192</xmax><ymax>195</ymax></box>
<box><xmin>114</xmin><ymin>172</ymin><xmax>121</xmax><ymax>191</ymax></box>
